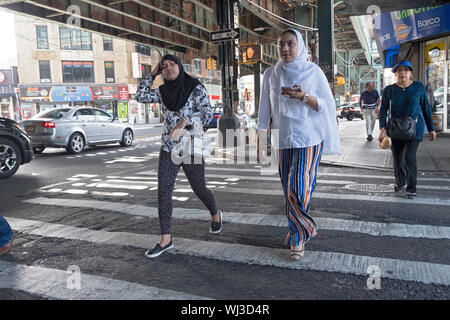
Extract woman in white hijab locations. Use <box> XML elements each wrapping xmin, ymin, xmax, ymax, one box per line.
<box><xmin>258</xmin><ymin>29</ymin><xmax>340</xmax><ymax>260</ymax></box>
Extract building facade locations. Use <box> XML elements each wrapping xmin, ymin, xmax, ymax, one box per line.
<box><xmin>14</xmin><ymin>14</ymin><xmax>222</xmax><ymax>124</ymax></box>
<box><xmin>372</xmin><ymin>5</ymin><xmax>450</xmax><ymax>133</ymax></box>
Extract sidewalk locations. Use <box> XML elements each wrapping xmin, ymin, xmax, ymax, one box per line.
<box><xmin>321</xmin><ymin>119</ymin><xmax>450</xmax><ymax>174</ymax></box>
<box><xmin>211</xmin><ymin>119</ymin><xmax>450</xmax><ymax>174</ymax></box>
<box><xmin>130</xmin><ymin>122</ymin><xmax>163</xmax><ymax>130</ymax></box>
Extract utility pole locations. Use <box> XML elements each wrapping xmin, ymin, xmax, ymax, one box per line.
<box><xmin>252</xmin><ymin>61</ymin><xmax>261</xmax><ymax>119</ymax></box>
<box><xmin>318</xmin><ymin>0</ymin><xmax>335</xmax><ymax>93</ymax></box>
<box><xmin>213</xmin><ymin>0</ymin><xmax>241</xmax><ymax>146</ymax></box>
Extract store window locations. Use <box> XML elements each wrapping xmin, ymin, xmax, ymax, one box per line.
<box><xmin>36</xmin><ymin>26</ymin><xmax>49</xmax><ymax>49</ymax></box>
<box><xmin>59</xmin><ymin>27</ymin><xmax>92</xmax><ymax>50</ymax></box>
<box><xmin>135</xmin><ymin>43</ymin><xmax>151</xmax><ymax>56</ymax></box>
<box><xmin>424</xmin><ymin>38</ymin><xmax>446</xmax><ymax>112</ymax></box>
<box><xmin>62</xmin><ymin>61</ymin><xmax>94</xmax><ymax>83</ymax></box>
<box><xmin>105</xmin><ymin>61</ymin><xmax>115</xmax><ymax>83</ymax></box>
<box><xmin>103</xmin><ymin>36</ymin><xmax>113</xmax><ymax>51</ymax></box>
<box><xmin>39</xmin><ymin>60</ymin><xmax>51</xmax><ymax>83</ymax></box>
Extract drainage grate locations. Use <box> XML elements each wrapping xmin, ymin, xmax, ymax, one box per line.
<box><xmin>344</xmin><ymin>183</ymin><xmax>394</xmax><ymax>193</ymax></box>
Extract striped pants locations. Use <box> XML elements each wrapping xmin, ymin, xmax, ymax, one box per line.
<box><xmin>278</xmin><ymin>142</ymin><xmax>323</xmax><ymax>247</ymax></box>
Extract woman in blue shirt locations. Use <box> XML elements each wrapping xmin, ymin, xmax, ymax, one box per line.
<box><xmin>378</xmin><ymin>60</ymin><xmax>436</xmax><ymax>199</ymax></box>
<box><xmin>0</xmin><ymin>215</ymin><xmax>13</xmax><ymax>255</ymax></box>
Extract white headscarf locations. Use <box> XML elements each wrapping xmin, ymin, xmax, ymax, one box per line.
<box><xmin>269</xmin><ymin>29</ymin><xmax>340</xmax><ymax>155</ymax></box>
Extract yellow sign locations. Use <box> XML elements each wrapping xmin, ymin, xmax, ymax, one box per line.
<box><xmin>426</xmin><ymin>42</ymin><xmax>444</xmax><ymax>65</ymax></box>
<box><xmin>432</xmin><ymin>113</ymin><xmax>443</xmax><ymax>131</ymax></box>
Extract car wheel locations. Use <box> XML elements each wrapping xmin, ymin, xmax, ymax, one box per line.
<box><xmin>0</xmin><ymin>137</ymin><xmax>22</xmax><ymax>179</ymax></box>
<box><xmin>33</xmin><ymin>146</ymin><xmax>46</xmax><ymax>154</ymax></box>
<box><xmin>120</xmin><ymin>129</ymin><xmax>133</xmax><ymax>147</ymax></box>
<box><xmin>66</xmin><ymin>133</ymin><xmax>85</xmax><ymax>154</ymax></box>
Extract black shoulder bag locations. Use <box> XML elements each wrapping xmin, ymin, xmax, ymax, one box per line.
<box><xmin>386</xmin><ymin>85</ymin><xmax>417</xmax><ymax>141</ymax></box>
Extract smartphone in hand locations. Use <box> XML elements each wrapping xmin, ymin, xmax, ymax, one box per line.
<box><xmin>281</xmin><ymin>86</ymin><xmax>291</xmax><ymax>95</ymax></box>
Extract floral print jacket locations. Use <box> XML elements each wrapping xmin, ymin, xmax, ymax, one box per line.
<box><xmin>135</xmin><ymin>74</ymin><xmax>213</xmax><ymax>155</ymax></box>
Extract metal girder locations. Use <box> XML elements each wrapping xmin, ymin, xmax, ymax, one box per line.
<box><xmin>188</xmin><ymin>0</ymin><xmax>212</xmax><ymax>12</ymax></box>
<box><xmin>81</xmin><ymin>0</ymin><xmax>209</xmax><ymax>44</ymax></box>
<box><xmin>131</xmin><ymin>0</ymin><xmax>212</xmax><ymax>33</ymax></box>
<box><xmin>17</xmin><ymin>0</ymin><xmax>204</xmax><ymax>52</ymax></box>
<box><xmin>241</xmin><ymin>0</ymin><xmax>284</xmax><ymax>32</ymax></box>
<box><xmin>11</xmin><ymin>0</ymin><xmax>198</xmax><ymax>53</ymax></box>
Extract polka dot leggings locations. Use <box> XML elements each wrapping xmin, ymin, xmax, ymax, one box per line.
<box><xmin>157</xmin><ymin>148</ymin><xmax>218</xmax><ymax>235</ymax></box>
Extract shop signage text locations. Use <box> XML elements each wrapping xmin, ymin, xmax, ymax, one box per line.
<box><xmin>373</xmin><ymin>5</ymin><xmax>450</xmax><ymax>50</ymax></box>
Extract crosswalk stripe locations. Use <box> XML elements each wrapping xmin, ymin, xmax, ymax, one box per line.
<box><xmin>135</xmin><ymin>171</ymin><xmax>449</xmax><ymax>190</ymax></box>
<box><xmin>201</xmin><ymin>167</ymin><xmax>450</xmax><ymax>182</ymax></box>
<box><xmin>0</xmin><ymin>260</ymin><xmax>208</xmax><ymax>300</ymax></box>
<box><xmin>7</xmin><ymin>217</ymin><xmax>450</xmax><ymax>286</ymax></box>
<box><xmin>23</xmin><ymin>197</ymin><xmax>450</xmax><ymax>239</ymax></box>
<box><xmin>37</xmin><ymin>178</ymin><xmax>450</xmax><ymax>206</ymax></box>
<box><xmin>206</xmin><ymin>187</ymin><xmax>450</xmax><ymax>206</ymax></box>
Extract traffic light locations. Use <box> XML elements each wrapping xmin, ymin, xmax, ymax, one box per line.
<box><xmin>238</xmin><ymin>44</ymin><xmax>262</xmax><ymax>64</ymax></box>
<box><xmin>207</xmin><ymin>57</ymin><xmax>216</xmax><ymax>70</ymax></box>
<box><xmin>334</xmin><ymin>76</ymin><xmax>345</xmax><ymax>86</ymax></box>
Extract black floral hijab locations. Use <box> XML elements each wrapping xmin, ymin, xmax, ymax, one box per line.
<box><xmin>159</xmin><ymin>54</ymin><xmax>202</xmax><ymax>112</ymax></box>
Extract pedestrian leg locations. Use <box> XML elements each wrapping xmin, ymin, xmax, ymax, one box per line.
<box><xmin>278</xmin><ymin>143</ymin><xmax>323</xmax><ymax>248</ymax></box>
<box><xmin>369</xmin><ymin>109</ymin><xmax>376</xmax><ymax>137</ymax></box>
<box><xmin>144</xmin><ymin>149</ymin><xmax>180</xmax><ymax>258</ymax></box>
<box><xmin>391</xmin><ymin>139</ymin><xmax>407</xmax><ymax>188</ymax></box>
<box><xmin>157</xmin><ymin>149</ymin><xmax>181</xmax><ymax>237</ymax></box>
<box><xmin>363</xmin><ymin>108</ymin><xmax>374</xmax><ymax>140</ymax></box>
<box><xmin>404</xmin><ymin>140</ymin><xmax>420</xmax><ymax>194</ymax></box>
<box><xmin>182</xmin><ymin>157</ymin><xmax>218</xmax><ymax>217</ymax></box>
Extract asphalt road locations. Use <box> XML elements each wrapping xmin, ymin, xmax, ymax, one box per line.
<box><xmin>0</xmin><ymin>122</ymin><xmax>449</xmax><ymax>311</ymax></box>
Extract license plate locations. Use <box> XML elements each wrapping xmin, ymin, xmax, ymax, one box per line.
<box><xmin>26</xmin><ymin>126</ymin><xmax>35</xmax><ymax>132</ymax></box>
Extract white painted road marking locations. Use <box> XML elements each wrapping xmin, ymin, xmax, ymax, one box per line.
<box><xmin>0</xmin><ymin>260</ymin><xmax>208</xmax><ymax>300</ymax></box>
<box><xmin>7</xmin><ymin>218</ymin><xmax>450</xmax><ymax>286</ymax></box>
<box><xmin>136</xmin><ymin>171</ymin><xmax>450</xmax><ymax>191</ymax></box>
<box><xmin>23</xmin><ymin>197</ymin><xmax>450</xmax><ymax>239</ymax></box>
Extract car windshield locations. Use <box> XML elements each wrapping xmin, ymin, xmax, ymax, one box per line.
<box><xmin>35</xmin><ymin>108</ymin><xmax>71</xmax><ymax>119</ymax></box>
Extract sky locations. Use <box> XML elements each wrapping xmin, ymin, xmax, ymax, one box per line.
<box><xmin>0</xmin><ymin>9</ymin><xmax>17</xmax><ymax>69</ymax></box>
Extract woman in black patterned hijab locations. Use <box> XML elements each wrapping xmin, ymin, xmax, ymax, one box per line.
<box><xmin>136</xmin><ymin>54</ymin><xmax>222</xmax><ymax>258</ymax></box>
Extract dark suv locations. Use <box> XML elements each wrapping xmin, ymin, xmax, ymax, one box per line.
<box><xmin>0</xmin><ymin>117</ymin><xmax>33</xmax><ymax>178</ymax></box>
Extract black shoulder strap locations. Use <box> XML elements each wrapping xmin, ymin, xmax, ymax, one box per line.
<box><xmin>388</xmin><ymin>85</ymin><xmax>395</xmax><ymax>115</ymax></box>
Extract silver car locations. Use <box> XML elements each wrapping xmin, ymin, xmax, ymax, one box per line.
<box><xmin>21</xmin><ymin>107</ymin><xmax>134</xmax><ymax>154</ymax></box>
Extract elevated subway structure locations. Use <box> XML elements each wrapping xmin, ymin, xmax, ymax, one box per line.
<box><xmin>1</xmin><ymin>0</ymin><xmax>446</xmax><ymax>123</ymax></box>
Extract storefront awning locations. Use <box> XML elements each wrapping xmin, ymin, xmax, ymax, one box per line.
<box><xmin>372</xmin><ymin>4</ymin><xmax>450</xmax><ymax>51</ymax></box>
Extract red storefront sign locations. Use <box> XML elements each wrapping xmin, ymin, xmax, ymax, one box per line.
<box><xmin>118</xmin><ymin>85</ymin><xmax>129</xmax><ymax>100</ymax></box>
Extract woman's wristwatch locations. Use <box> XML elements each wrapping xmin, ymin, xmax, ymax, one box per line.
<box><xmin>302</xmin><ymin>93</ymin><xmax>309</xmax><ymax>103</ymax></box>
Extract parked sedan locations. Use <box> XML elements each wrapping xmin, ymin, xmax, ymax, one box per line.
<box><xmin>206</xmin><ymin>104</ymin><xmax>223</xmax><ymax>128</ymax></box>
<box><xmin>21</xmin><ymin>107</ymin><xmax>134</xmax><ymax>154</ymax></box>
<box><xmin>0</xmin><ymin>117</ymin><xmax>33</xmax><ymax>178</ymax></box>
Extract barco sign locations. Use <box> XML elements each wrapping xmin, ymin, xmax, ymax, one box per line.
<box><xmin>417</xmin><ymin>17</ymin><xmax>441</xmax><ymax>28</ymax></box>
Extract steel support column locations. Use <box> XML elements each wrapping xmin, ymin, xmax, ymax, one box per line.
<box><xmin>252</xmin><ymin>61</ymin><xmax>261</xmax><ymax>118</ymax></box>
<box><xmin>215</xmin><ymin>0</ymin><xmax>240</xmax><ymax>147</ymax></box>
<box><xmin>318</xmin><ymin>0</ymin><xmax>335</xmax><ymax>90</ymax></box>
